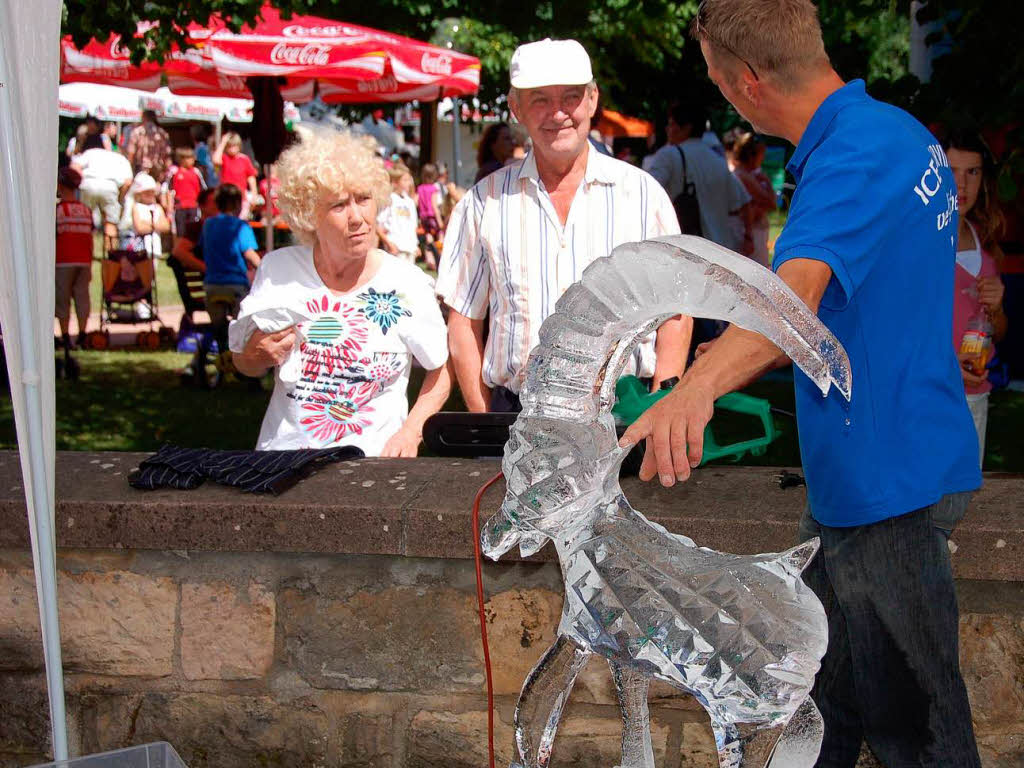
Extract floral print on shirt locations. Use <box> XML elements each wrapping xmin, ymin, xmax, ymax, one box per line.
<box><xmin>357</xmin><ymin>287</ymin><xmax>411</xmax><ymax>334</ymax></box>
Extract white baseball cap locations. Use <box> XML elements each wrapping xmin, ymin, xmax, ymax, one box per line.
<box><xmin>509</xmin><ymin>39</ymin><xmax>593</xmax><ymax>89</ymax></box>
<box><xmin>130</xmin><ymin>172</ymin><xmax>158</xmax><ymax>195</ymax></box>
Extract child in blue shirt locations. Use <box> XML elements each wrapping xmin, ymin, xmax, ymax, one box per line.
<box><xmin>199</xmin><ymin>183</ymin><xmax>261</xmax><ymax>329</ymax></box>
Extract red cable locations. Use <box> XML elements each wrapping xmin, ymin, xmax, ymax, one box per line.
<box><xmin>472</xmin><ymin>470</ymin><xmax>504</xmax><ymax>768</ymax></box>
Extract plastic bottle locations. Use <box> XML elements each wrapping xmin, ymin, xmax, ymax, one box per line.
<box><xmin>960</xmin><ymin>305</ymin><xmax>994</xmax><ymax>376</ymax></box>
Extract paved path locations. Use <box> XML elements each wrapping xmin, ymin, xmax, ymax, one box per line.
<box><xmin>55</xmin><ymin>305</ymin><xmax>211</xmax><ymax>349</ymax></box>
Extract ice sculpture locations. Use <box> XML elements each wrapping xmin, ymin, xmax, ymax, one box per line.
<box><xmin>482</xmin><ymin>235</ymin><xmax>852</xmax><ymax>768</ymax></box>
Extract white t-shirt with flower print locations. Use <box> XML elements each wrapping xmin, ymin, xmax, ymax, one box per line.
<box><xmin>231</xmin><ymin>246</ymin><xmax>448</xmax><ymax>455</ymax></box>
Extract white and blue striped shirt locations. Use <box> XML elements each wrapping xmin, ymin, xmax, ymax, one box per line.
<box><xmin>437</xmin><ymin>148</ymin><xmax>680</xmax><ymax>393</ymax></box>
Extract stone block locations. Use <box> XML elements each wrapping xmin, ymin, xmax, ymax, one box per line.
<box><xmin>573</xmin><ymin>656</ymin><xmax>704</xmax><ymax>710</ymax></box>
<box><xmin>406</xmin><ymin>708</ymin><xmax>670</xmax><ymax>768</ymax></box>
<box><xmin>0</xmin><ymin>675</ymin><xmax>50</xmax><ymax>759</ymax></box>
<box><xmin>976</xmin><ymin>732</ymin><xmax>1024</xmax><ymax>768</ymax></box>
<box><xmin>339</xmin><ymin>712</ymin><xmax>394</xmax><ymax>768</ymax></box>
<box><xmin>553</xmin><ymin>712</ymin><xmax>671</xmax><ymax>766</ymax></box>
<box><xmin>0</xmin><ymin>569</ymin><xmax>175</xmax><ymax>676</ymax></box>
<box><xmin>0</xmin><ymin>570</ymin><xmax>44</xmax><ymax>669</ymax></box>
<box><xmin>407</xmin><ymin>710</ymin><xmax>515</xmax><ymax>768</ymax></box>
<box><xmin>679</xmin><ymin>720</ymin><xmax>718</xmax><ymax>768</ymax></box>
<box><xmin>180</xmin><ymin>581</ymin><xmax>275</xmax><ymax>680</ymax></box>
<box><xmin>483</xmin><ymin>589</ymin><xmax>562</xmax><ymax>696</ymax></box>
<box><xmin>88</xmin><ymin>693</ymin><xmax>329</xmax><ymax>768</ymax></box>
<box><xmin>650</xmin><ymin>678</ymin><xmax>707</xmax><ymax>711</ymax></box>
<box><xmin>960</xmin><ymin>613</ymin><xmax>1024</xmax><ymax>729</ymax></box>
<box><xmin>279</xmin><ymin>585</ymin><xmax>483</xmax><ymax>691</ymax></box>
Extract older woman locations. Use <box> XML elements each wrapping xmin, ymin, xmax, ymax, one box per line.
<box><xmin>230</xmin><ymin>130</ymin><xmax>450</xmax><ymax>457</ymax></box>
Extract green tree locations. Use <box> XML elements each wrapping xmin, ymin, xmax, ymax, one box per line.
<box><xmin>60</xmin><ymin>0</ymin><xmax>1024</xmax><ymax>134</ymax></box>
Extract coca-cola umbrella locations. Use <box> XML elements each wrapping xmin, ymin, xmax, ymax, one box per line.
<box><xmin>60</xmin><ymin>4</ymin><xmax>481</xmax><ymax>105</ymax></box>
<box><xmin>172</xmin><ymin>4</ymin><xmax>481</xmax><ymax>103</ymax></box>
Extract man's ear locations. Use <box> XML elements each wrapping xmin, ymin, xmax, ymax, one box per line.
<box><xmin>740</xmin><ymin>70</ymin><xmax>760</xmax><ymax>108</ymax></box>
<box><xmin>508</xmin><ymin>90</ymin><xmax>521</xmax><ymax>123</ymax></box>
<box><xmin>588</xmin><ymin>85</ymin><xmax>600</xmax><ymax>119</ymax></box>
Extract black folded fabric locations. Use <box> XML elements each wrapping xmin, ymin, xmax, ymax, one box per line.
<box><xmin>128</xmin><ymin>444</ymin><xmax>364</xmax><ymax>494</ymax></box>
<box><xmin>128</xmin><ymin>445</ymin><xmax>207</xmax><ymax>490</ymax></box>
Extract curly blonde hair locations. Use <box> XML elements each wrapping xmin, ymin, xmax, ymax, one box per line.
<box><xmin>275</xmin><ymin>128</ymin><xmax>391</xmax><ymax>246</ymax></box>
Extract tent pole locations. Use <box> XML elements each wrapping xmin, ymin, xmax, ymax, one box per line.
<box><xmin>451</xmin><ymin>97</ymin><xmax>461</xmax><ymax>187</ymax></box>
<box><xmin>0</xmin><ymin>47</ymin><xmax>68</xmax><ymax>762</ymax></box>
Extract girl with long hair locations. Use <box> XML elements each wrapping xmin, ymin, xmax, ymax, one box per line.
<box><xmin>942</xmin><ymin>128</ymin><xmax>1009</xmax><ymax>466</ymax></box>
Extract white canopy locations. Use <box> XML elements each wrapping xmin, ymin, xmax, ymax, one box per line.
<box><xmin>58</xmin><ymin>82</ymin><xmax>300</xmax><ymax>124</ymax></box>
<box><xmin>0</xmin><ymin>0</ymin><xmax>67</xmax><ymax>759</ymax></box>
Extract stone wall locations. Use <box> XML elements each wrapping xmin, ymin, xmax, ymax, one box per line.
<box><xmin>0</xmin><ymin>454</ymin><xmax>1021</xmax><ymax>768</ymax></box>
<box><xmin>2</xmin><ymin>550</ymin><xmax>1021</xmax><ymax>768</ymax></box>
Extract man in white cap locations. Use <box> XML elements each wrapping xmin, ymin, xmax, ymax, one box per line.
<box><xmin>437</xmin><ymin>39</ymin><xmax>691</xmax><ymax>412</ymax></box>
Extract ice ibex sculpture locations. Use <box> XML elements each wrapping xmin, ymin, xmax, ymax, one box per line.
<box><xmin>482</xmin><ymin>235</ymin><xmax>852</xmax><ymax>768</ymax></box>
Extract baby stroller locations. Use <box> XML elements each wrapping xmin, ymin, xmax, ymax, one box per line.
<box><xmin>85</xmin><ymin>239</ymin><xmax>174</xmax><ymax>350</ymax></box>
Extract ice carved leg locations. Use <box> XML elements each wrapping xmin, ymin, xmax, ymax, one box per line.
<box><xmin>512</xmin><ymin>634</ymin><xmax>591</xmax><ymax>768</ymax></box>
<box><xmin>610</xmin><ymin>660</ymin><xmax>655</xmax><ymax>768</ymax></box>
<box><xmin>707</xmin><ymin>699</ymin><xmax>823</xmax><ymax>768</ymax></box>
<box><xmin>711</xmin><ymin>720</ymin><xmax>744</xmax><ymax>768</ymax></box>
<box><xmin>766</xmin><ymin>697</ymin><xmax>825</xmax><ymax>768</ymax></box>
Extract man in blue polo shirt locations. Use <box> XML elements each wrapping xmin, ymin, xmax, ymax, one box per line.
<box><xmin>620</xmin><ymin>1</ymin><xmax>981</xmax><ymax>765</ymax></box>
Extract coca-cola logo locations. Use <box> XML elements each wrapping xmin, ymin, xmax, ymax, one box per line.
<box><xmin>421</xmin><ymin>52</ymin><xmax>453</xmax><ymax>76</ymax></box>
<box><xmin>270</xmin><ymin>42</ymin><xmax>331</xmax><ymax>66</ymax></box>
<box><xmin>283</xmin><ymin>23</ymin><xmax>349</xmax><ymax>38</ymax></box>
<box><xmin>108</xmin><ymin>40</ymin><xmax>131</xmax><ymax>60</ymax></box>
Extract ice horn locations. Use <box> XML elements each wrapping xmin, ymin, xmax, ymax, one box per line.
<box><xmin>517</xmin><ymin>235</ymin><xmax>852</xmax><ymax>423</ymax></box>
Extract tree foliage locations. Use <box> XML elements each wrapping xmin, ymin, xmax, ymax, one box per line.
<box><xmin>61</xmin><ymin>0</ymin><xmax>1024</xmax><ymax>134</ymax></box>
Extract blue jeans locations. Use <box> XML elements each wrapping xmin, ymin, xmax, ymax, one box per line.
<box><xmin>798</xmin><ymin>493</ymin><xmax>981</xmax><ymax>768</ymax></box>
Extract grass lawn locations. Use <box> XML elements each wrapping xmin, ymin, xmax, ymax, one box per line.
<box><xmin>11</xmin><ymin>223</ymin><xmax>1021</xmax><ymax>468</ymax></box>
<box><xmin>0</xmin><ymin>352</ymin><xmax>1019</xmax><ymax>472</ymax></box>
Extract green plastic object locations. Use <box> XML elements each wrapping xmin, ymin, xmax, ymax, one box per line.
<box><xmin>611</xmin><ymin>375</ymin><xmax>779</xmax><ymax>466</ymax></box>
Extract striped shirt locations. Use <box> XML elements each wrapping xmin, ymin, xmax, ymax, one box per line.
<box><xmin>436</xmin><ymin>148</ymin><xmax>680</xmax><ymax>393</ymax></box>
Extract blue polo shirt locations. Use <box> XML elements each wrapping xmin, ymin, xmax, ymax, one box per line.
<box><xmin>773</xmin><ymin>80</ymin><xmax>980</xmax><ymax>527</ymax></box>
<box><xmin>200</xmin><ymin>214</ymin><xmax>258</xmax><ymax>287</ymax></box>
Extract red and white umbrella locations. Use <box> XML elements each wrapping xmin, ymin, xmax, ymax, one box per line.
<box><xmin>60</xmin><ymin>4</ymin><xmax>481</xmax><ymax>104</ymax></box>
<box><xmin>60</xmin><ymin>33</ymin><xmax>170</xmax><ymax>91</ymax></box>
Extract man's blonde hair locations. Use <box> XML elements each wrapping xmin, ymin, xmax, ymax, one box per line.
<box><xmin>692</xmin><ymin>0</ymin><xmax>830</xmax><ymax>90</ymax></box>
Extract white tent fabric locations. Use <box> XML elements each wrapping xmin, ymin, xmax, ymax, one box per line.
<box><xmin>151</xmin><ymin>86</ymin><xmax>254</xmax><ymax>123</ymax></box>
<box><xmin>58</xmin><ymin>82</ymin><xmax>301</xmax><ymax>125</ymax></box>
<box><xmin>0</xmin><ymin>0</ymin><xmax>67</xmax><ymax>760</ymax></box>
<box><xmin>58</xmin><ymin>81</ymin><xmax>145</xmax><ymax>121</ymax></box>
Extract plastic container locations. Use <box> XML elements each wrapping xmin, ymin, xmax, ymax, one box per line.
<box><xmin>611</xmin><ymin>375</ymin><xmax>779</xmax><ymax>465</ymax></box>
<box><xmin>27</xmin><ymin>742</ymin><xmax>188</xmax><ymax>768</ymax></box>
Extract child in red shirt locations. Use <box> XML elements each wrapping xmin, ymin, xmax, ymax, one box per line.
<box><xmin>55</xmin><ymin>167</ymin><xmax>94</xmax><ymax>347</ymax></box>
<box><xmin>214</xmin><ymin>132</ymin><xmax>258</xmax><ymax>218</ymax></box>
<box><xmin>170</xmin><ymin>147</ymin><xmax>206</xmax><ymax>238</ymax></box>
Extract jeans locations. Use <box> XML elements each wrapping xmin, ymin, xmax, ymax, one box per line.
<box><xmin>798</xmin><ymin>493</ymin><xmax>980</xmax><ymax>768</ymax></box>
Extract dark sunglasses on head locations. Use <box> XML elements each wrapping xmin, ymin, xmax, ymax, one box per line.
<box><xmin>696</xmin><ymin>1</ymin><xmax>760</xmax><ymax>81</ymax></box>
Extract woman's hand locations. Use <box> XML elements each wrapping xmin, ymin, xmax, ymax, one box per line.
<box><xmin>380</xmin><ymin>427</ymin><xmax>421</xmax><ymax>457</ymax></box>
<box><xmin>977</xmin><ymin>276</ymin><xmax>1005</xmax><ymax>315</ymax></box>
<box><xmin>238</xmin><ymin>327</ymin><xmax>297</xmax><ymax>374</ymax></box>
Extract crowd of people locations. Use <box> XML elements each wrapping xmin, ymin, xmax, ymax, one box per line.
<box><xmin>52</xmin><ymin>0</ymin><xmax>1016</xmax><ymax>763</ymax></box>
<box><xmin>56</xmin><ymin>107</ymin><xmax>481</xmax><ymax>348</ymax></box>
<box><xmin>54</xmin><ymin>42</ymin><xmax>1009</xmax><ymax>476</ymax></box>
